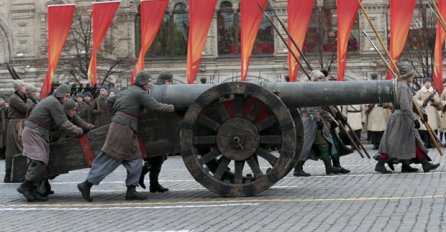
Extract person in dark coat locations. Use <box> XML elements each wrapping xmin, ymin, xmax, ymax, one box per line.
<box><xmin>25</xmin><ymin>84</ymin><xmax>38</xmax><ymax>117</ymax></box>
<box><xmin>0</xmin><ymin>96</ymin><xmax>7</xmax><ymax>160</ymax></box>
<box><xmin>375</xmin><ymin>65</ymin><xmax>440</xmax><ymax>174</ymax></box>
<box><xmin>77</xmin><ymin>72</ymin><xmax>174</xmax><ymax>202</ymax></box>
<box><xmin>17</xmin><ymin>84</ymin><xmax>84</xmax><ymax>202</ymax></box>
<box><xmin>92</xmin><ymin>87</ymin><xmax>111</xmax><ymax>127</ymax></box>
<box><xmin>139</xmin><ymin>71</ymin><xmax>173</xmax><ymax>192</ymax></box>
<box><xmin>4</xmin><ymin>80</ymin><xmax>33</xmax><ymax>183</ymax></box>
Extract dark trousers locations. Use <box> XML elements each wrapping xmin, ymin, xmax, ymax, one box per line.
<box><xmin>145</xmin><ymin>156</ymin><xmax>165</xmax><ymax>173</ymax></box>
<box><xmin>369</xmin><ymin>131</ymin><xmax>384</xmax><ymax>150</ymax></box>
<box><xmin>419</xmin><ymin>130</ymin><xmax>437</xmax><ymax>148</ymax></box>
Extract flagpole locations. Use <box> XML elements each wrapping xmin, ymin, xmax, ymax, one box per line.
<box><xmin>428</xmin><ymin>0</ymin><xmax>446</xmax><ymax>33</ymax></box>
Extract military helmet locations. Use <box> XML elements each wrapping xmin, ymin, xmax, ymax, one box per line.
<box><xmin>135</xmin><ymin>71</ymin><xmax>152</xmax><ymax>87</ymax></box>
<box><xmin>155</xmin><ymin>71</ymin><xmax>173</xmax><ymax>85</ymax></box>
<box><xmin>54</xmin><ymin>84</ymin><xmax>71</xmax><ymax>98</ymax></box>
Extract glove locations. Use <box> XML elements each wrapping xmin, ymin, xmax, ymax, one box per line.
<box><xmin>330</xmin><ymin>121</ymin><xmax>338</xmax><ymax>129</ymax></box>
<box><xmin>82</xmin><ymin>127</ymin><xmax>91</xmax><ymax>134</ymax></box>
<box><xmin>414</xmin><ymin>120</ymin><xmax>421</xmax><ymax>129</ymax></box>
<box><xmin>421</xmin><ymin>114</ymin><xmax>428</xmax><ymax>123</ymax></box>
<box><xmin>316</xmin><ymin>121</ymin><xmax>324</xmax><ymax>129</ymax></box>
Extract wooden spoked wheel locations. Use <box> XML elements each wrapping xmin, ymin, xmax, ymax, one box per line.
<box><xmin>181</xmin><ymin>82</ymin><xmax>301</xmax><ymax>197</ymax></box>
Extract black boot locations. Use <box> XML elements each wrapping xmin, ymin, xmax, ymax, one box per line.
<box><xmin>293</xmin><ymin>161</ymin><xmax>311</xmax><ymax>177</ymax></box>
<box><xmin>31</xmin><ymin>186</ymin><xmax>48</xmax><ymax>202</ymax></box>
<box><xmin>332</xmin><ymin>157</ymin><xmax>350</xmax><ymax>174</ymax></box>
<box><xmin>149</xmin><ymin>171</ymin><xmax>169</xmax><ymax>193</ymax></box>
<box><xmin>420</xmin><ymin>157</ymin><xmax>440</xmax><ymax>173</ymax></box>
<box><xmin>77</xmin><ymin>181</ymin><xmax>93</xmax><ymax>202</ymax></box>
<box><xmin>375</xmin><ymin>156</ymin><xmax>392</xmax><ymax>174</ymax></box>
<box><xmin>3</xmin><ymin>168</ymin><xmax>11</xmax><ymax>183</ymax></box>
<box><xmin>401</xmin><ymin>163</ymin><xmax>418</xmax><ymax>173</ymax></box>
<box><xmin>323</xmin><ymin>160</ymin><xmax>341</xmax><ymax>175</ymax></box>
<box><xmin>126</xmin><ymin>186</ymin><xmax>148</xmax><ymax>200</ymax></box>
<box><xmin>139</xmin><ymin>164</ymin><xmax>150</xmax><ymax>189</ymax></box>
<box><xmin>17</xmin><ymin>180</ymin><xmax>36</xmax><ymax>202</ymax></box>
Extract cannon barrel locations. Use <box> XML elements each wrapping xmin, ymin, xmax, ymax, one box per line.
<box><xmin>150</xmin><ymin>80</ymin><xmax>395</xmax><ymax>107</ymax></box>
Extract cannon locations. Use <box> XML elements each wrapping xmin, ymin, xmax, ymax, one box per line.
<box><xmin>12</xmin><ymin>80</ymin><xmax>395</xmax><ymax>197</ymax></box>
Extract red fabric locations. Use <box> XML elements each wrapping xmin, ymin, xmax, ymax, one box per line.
<box><xmin>336</xmin><ymin>0</ymin><xmax>359</xmax><ymax>81</ymax></box>
<box><xmin>386</xmin><ymin>0</ymin><xmax>416</xmax><ymax>79</ymax></box>
<box><xmin>415</xmin><ymin>143</ymin><xmax>425</xmax><ymax>161</ymax></box>
<box><xmin>187</xmin><ymin>0</ymin><xmax>217</xmax><ymax>84</ymax></box>
<box><xmin>380</xmin><ymin>153</ymin><xmax>389</xmax><ymax>161</ymax></box>
<box><xmin>78</xmin><ymin>135</ymin><xmax>95</xmax><ymax>167</ymax></box>
<box><xmin>433</xmin><ymin>0</ymin><xmax>446</xmax><ymax>94</ymax></box>
<box><xmin>40</xmin><ymin>5</ymin><xmax>75</xmax><ymax>99</ymax></box>
<box><xmin>240</xmin><ymin>0</ymin><xmax>267</xmax><ymax>81</ymax></box>
<box><xmin>287</xmin><ymin>0</ymin><xmax>315</xmax><ymax>82</ymax></box>
<box><xmin>87</xmin><ymin>1</ymin><xmax>120</xmax><ymax>85</ymax></box>
<box><xmin>131</xmin><ymin>0</ymin><xmax>169</xmax><ymax>85</ymax></box>
<box><xmin>137</xmin><ymin>134</ymin><xmax>148</xmax><ymax>160</ymax></box>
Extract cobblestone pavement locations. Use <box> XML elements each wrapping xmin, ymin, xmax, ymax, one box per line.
<box><xmin>1</xmin><ymin>147</ymin><xmax>445</xmax><ymax>232</ymax></box>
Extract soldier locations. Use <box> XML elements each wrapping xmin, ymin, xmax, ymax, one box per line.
<box><xmin>17</xmin><ymin>84</ymin><xmax>84</xmax><ymax>202</ymax></box>
<box><xmin>83</xmin><ymin>92</ymin><xmax>94</xmax><ymax>124</ymax></box>
<box><xmin>293</xmin><ymin>70</ymin><xmax>342</xmax><ymax>176</ymax></box>
<box><xmin>439</xmin><ymin>90</ymin><xmax>446</xmax><ymax>145</ymax></box>
<box><xmin>139</xmin><ymin>71</ymin><xmax>173</xmax><ymax>192</ymax></box>
<box><xmin>0</xmin><ymin>96</ymin><xmax>6</xmax><ymax>160</ymax></box>
<box><xmin>4</xmin><ymin>80</ymin><xmax>33</xmax><ymax>183</ymax></box>
<box><xmin>341</xmin><ymin>105</ymin><xmax>364</xmax><ymax>141</ymax></box>
<box><xmin>366</xmin><ymin>103</ymin><xmax>391</xmax><ymax>150</ymax></box>
<box><xmin>92</xmin><ymin>86</ymin><xmax>111</xmax><ymax>127</ymax></box>
<box><xmin>375</xmin><ymin>65</ymin><xmax>440</xmax><ymax>174</ymax></box>
<box><xmin>76</xmin><ymin>93</ymin><xmax>90</xmax><ymax>124</ymax></box>
<box><xmin>413</xmin><ymin>79</ymin><xmax>441</xmax><ymax>148</ymax></box>
<box><xmin>77</xmin><ymin>72</ymin><xmax>174</xmax><ymax>202</ymax></box>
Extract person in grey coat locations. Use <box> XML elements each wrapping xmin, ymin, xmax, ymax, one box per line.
<box><xmin>293</xmin><ymin>70</ymin><xmax>342</xmax><ymax>176</ymax></box>
<box><xmin>17</xmin><ymin>84</ymin><xmax>84</xmax><ymax>202</ymax></box>
<box><xmin>77</xmin><ymin>72</ymin><xmax>174</xmax><ymax>202</ymax></box>
<box><xmin>375</xmin><ymin>65</ymin><xmax>440</xmax><ymax>174</ymax></box>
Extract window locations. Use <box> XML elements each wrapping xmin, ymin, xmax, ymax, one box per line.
<box><xmin>303</xmin><ymin>2</ymin><xmax>359</xmax><ymax>53</ymax></box>
<box><xmin>217</xmin><ymin>1</ymin><xmax>274</xmax><ymax>56</ymax></box>
<box><xmin>135</xmin><ymin>3</ymin><xmax>189</xmax><ymax>58</ymax></box>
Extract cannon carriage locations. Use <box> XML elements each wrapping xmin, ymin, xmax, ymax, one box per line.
<box><xmin>12</xmin><ymin>80</ymin><xmax>395</xmax><ymax>197</ymax></box>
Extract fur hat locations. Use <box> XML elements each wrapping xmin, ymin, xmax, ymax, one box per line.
<box><xmin>156</xmin><ymin>71</ymin><xmax>173</xmax><ymax>85</ymax></box>
<box><xmin>64</xmin><ymin>99</ymin><xmax>77</xmax><ymax>111</ymax></box>
<box><xmin>75</xmin><ymin>93</ymin><xmax>84</xmax><ymax>98</ymax></box>
<box><xmin>25</xmin><ymin>84</ymin><xmax>36</xmax><ymax>95</ymax></box>
<box><xmin>53</xmin><ymin>84</ymin><xmax>71</xmax><ymax>98</ymax></box>
<box><xmin>84</xmin><ymin>92</ymin><xmax>93</xmax><ymax>98</ymax></box>
<box><xmin>12</xmin><ymin>80</ymin><xmax>25</xmax><ymax>92</ymax></box>
<box><xmin>397</xmin><ymin>64</ymin><xmax>414</xmax><ymax>80</ymax></box>
<box><xmin>135</xmin><ymin>71</ymin><xmax>152</xmax><ymax>87</ymax></box>
<box><xmin>310</xmin><ymin>70</ymin><xmax>325</xmax><ymax>81</ymax></box>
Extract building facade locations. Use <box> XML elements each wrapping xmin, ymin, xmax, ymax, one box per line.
<box><xmin>0</xmin><ymin>0</ymin><xmax>434</xmax><ymax>94</ymax></box>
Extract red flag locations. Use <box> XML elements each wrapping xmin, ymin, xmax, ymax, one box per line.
<box><xmin>336</xmin><ymin>0</ymin><xmax>359</xmax><ymax>81</ymax></box>
<box><xmin>433</xmin><ymin>0</ymin><xmax>446</xmax><ymax>94</ymax></box>
<box><xmin>40</xmin><ymin>4</ymin><xmax>75</xmax><ymax>99</ymax></box>
<box><xmin>187</xmin><ymin>0</ymin><xmax>217</xmax><ymax>84</ymax></box>
<box><xmin>386</xmin><ymin>0</ymin><xmax>416</xmax><ymax>79</ymax></box>
<box><xmin>131</xmin><ymin>0</ymin><xmax>169</xmax><ymax>85</ymax></box>
<box><xmin>287</xmin><ymin>0</ymin><xmax>315</xmax><ymax>82</ymax></box>
<box><xmin>240</xmin><ymin>0</ymin><xmax>267</xmax><ymax>81</ymax></box>
<box><xmin>87</xmin><ymin>1</ymin><xmax>120</xmax><ymax>85</ymax></box>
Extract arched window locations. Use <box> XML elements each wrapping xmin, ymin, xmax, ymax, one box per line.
<box><xmin>303</xmin><ymin>2</ymin><xmax>359</xmax><ymax>53</ymax></box>
<box><xmin>217</xmin><ymin>1</ymin><xmax>274</xmax><ymax>56</ymax></box>
<box><xmin>217</xmin><ymin>1</ymin><xmax>239</xmax><ymax>54</ymax></box>
<box><xmin>135</xmin><ymin>2</ymin><xmax>189</xmax><ymax>58</ymax></box>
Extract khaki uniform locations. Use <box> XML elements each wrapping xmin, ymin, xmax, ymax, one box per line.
<box><xmin>413</xmin><ymin>86</ymin><xmax>441</xmax><ymax>131</ymax></box>
<box><xmin>439</xmin><ymin>91</ymin><xmax>446</xmax><ymax>132</ymax></box>
<box><xmin>366</xmin><ymin>104</ymin><xmax>391</xmax><ymax>149</ymax></box>
<box><xmin>92</xmin><ymin>97</ymin><xmax>111</xmax><ymax>127</ymax></box>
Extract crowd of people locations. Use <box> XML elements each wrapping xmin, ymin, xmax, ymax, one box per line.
<box><xmin>0</xmin><ymin>66</ymin><xmax>443</xmax><ymax>202</ymax></box>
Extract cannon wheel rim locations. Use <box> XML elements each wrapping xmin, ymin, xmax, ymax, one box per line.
<box><xmin>180</xmin><ymin>82</ymin><xmax>297</xmax><ymax>197</ymax></box>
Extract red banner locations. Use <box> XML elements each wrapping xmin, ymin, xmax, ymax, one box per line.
<box><xmin>87</xmin><ymin>1</ymin><xmax>120</xmax><ymax>85</ymax></box>
<box><xmin>336</xmin><ymin>0</ymin><xmax>359</xmax><ymax>81</ymax></box>
<box><xmin>40</xmin><ymin>4</ymin><xmax>75</xmax><ymax>99</ymax></box>
<box><xmin>433</xmin><ymin>0</ymin><xmax>446</xmax><ymax>94</ymax></box>
<box><xmin>287</xmin><ymin>0</ymin><xmax>315</xmax><ymax>82</ymax></box>
<box><xmin>240</xmin><ymin>0</ymin><xmax>267</xmax><ymax>81</ymax></box>
<box><xmin>386</xmin><ymin>0</ymin><xmax>416</xmax><ymax>79</ymax></box>
<box><xmin>131</xmin><ymin>0</ymin><xmax>169</xmax><ymax>85</ymax></box>
<box><xmin>187</xmin><ymin>0</ymin><xmax>217</xmax><ymax>84</ymax></box>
